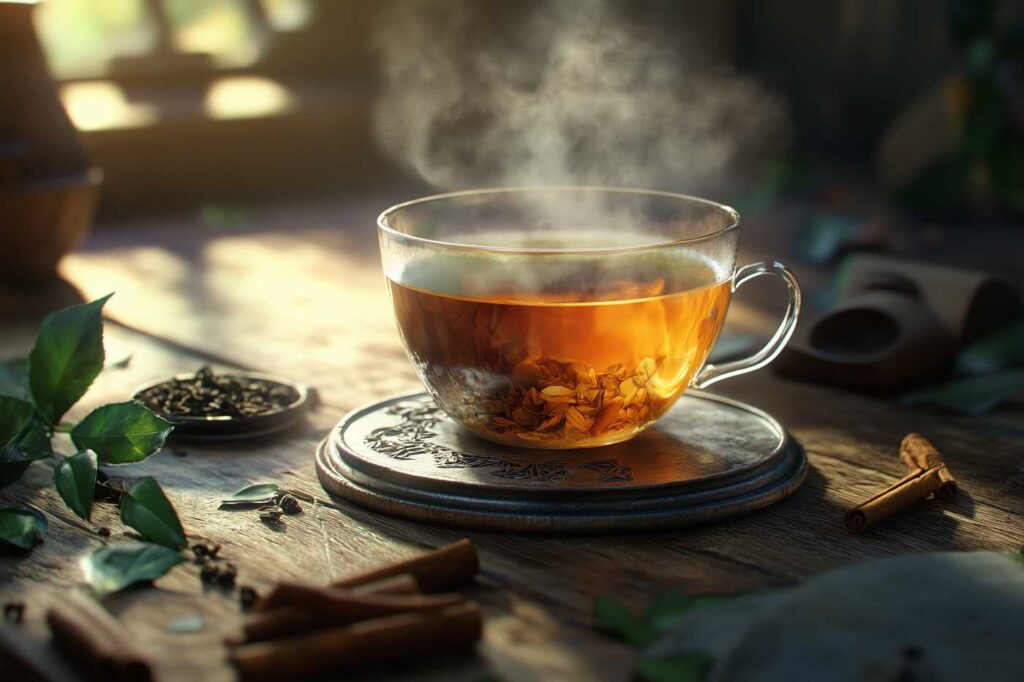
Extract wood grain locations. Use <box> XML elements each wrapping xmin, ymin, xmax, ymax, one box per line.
<box><xmin>2</xmin><ymin>202</ymin><xmax>1022</xmax><ymax>682</ymax></box>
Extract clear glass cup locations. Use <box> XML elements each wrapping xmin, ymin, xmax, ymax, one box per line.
<box><xmin>378</xmin><ymin>187</ymin><xmax>800</xmax><ymax>449</ymax></box>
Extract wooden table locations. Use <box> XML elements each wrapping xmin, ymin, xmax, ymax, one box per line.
<box><xmin>3</xmin><ymin>196</ymin><xmax>1023</xmax><ymax>682</ymax></box>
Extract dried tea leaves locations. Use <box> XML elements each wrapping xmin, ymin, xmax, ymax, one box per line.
<box><xmin>136</xmin><ymin>366</ymin><xmax>298</xmax><ymax>420</ymax></box>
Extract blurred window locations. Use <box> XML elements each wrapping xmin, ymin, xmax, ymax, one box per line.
<box><xmin>34</xmin><ymin>0</ymin><xmax>313</xmax><ymax>79</ymax></box>
<box><xmin>165</xmin><ymin>0</ymin><xmax>259</xmax><ymax>67</ymax></box>
<box><xmin>34</xmin><ymin>0</ymin><xmax>156</xmax><ymax>78</ymax></box>
<box><xmin>263</xmin><ymin>0</ymin><xmax>311</xmax><ymax>31</ymax></box>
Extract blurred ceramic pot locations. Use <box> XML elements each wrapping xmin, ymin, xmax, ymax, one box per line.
<box><xmin>0</xmin><ymin>169</ymin><xmax>102</xmax><ymax>282</ymax></box>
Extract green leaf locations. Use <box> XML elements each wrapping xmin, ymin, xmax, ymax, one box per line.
<box><xmin>0</xmin><ymin>396</ymin><xmax>35</xmax><ymax>445</ymax></box>
<box><xmin>0</xmin><ymin>417</ymin><xmax>52</xmax><ymax>489</ymax></box>
<box><xmin>963</xmin><ymin>37</ymin><xmax>996</xmax><ymax>75</ymax></box>
<box><xmin>956</xmin><ymin>320</ymin><xmax>1024</xmax><ymax>375</ymax></box>
<box><xmin>71</xmin><ymin>402</ymin><xmax>173</xmax><ymax>465</ymax></box>
<box><xmin>28</xmin><ymin>294</ymin><xmax>112</xmax><ymax>425</ymax></box>
<box><xmin>636</xmin><ymin>654</ymin><xmax>713</xmax><ymax>682</ymax></box>
<box><xmin>902</xmin><ymin>370</ymin><xmax>1024</xmax><ymax>415</ymax></box>
<box><xmin>964</xmin><ymin>76</ymin><xmax>1007</xmax><ymax>157</ymax></box>
<box><xmin>642</xmin><ymin>591</ymin><xmax>744</xmax><ymax>631</ymax></box>
<box><xmin>643</xmin><ymin>591</ymin><xmax>698</xmax><ymax>629</ymax></box>
<box><xmin>593</xmin><ymin>596</ymin><xmax>658</xmax><ymax>648</ymax></box>
<box><xmin>120</xmin><ymin>477</ymin><xmax>186</xmax><ymax>549</ymax></box>
<box><xmin>54</xmin><ymin>451</ymin><xmax>98</xmax><ymax>521</ymax></box>
<box><xmin>4</xmin><ymin>419</ymin><xmax>52</xmax><ymax>462</ymax></box>
<box><xmin>0</xmin><ymin>401</ymin><xmax>51</xmax><ymax>485</ymax></box>
<box><xmin>81</xmin><ymin>543</ymin><xmax>184</xmax><ymax>594</ymax></box>
<box><xmin>990</xmin><ymin>130</ymin><xmax>1024</xmax><ymax>214</ymax></box>
<box><xmin>0</xmin><ymin>507</ymin><xmax>48</xmax><ymax>550</ymax></box>
<box><xmin>219</xmin><ymin>483</ymin><xmax>279</xmax><ymax>508</ymax></box>
<box><xmin>1011</xmin><ymin>549</ymin><xmax>1024</xmax><ymax>567</ymax></box>
<box><xmin>896</xmin><ymin>153</ymin><xmax>970</xmax><ymax>216</ymax></box>
<box><xmin>0</xmin><ymin>358</ymin><xmax>29</xmax><ymax>399</ymax></box>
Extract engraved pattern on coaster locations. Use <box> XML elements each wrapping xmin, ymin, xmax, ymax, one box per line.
<box><xmin>362</xmin><ymin>397</ymin><xmax>630</xmax><ymax>485</ymax></box>
<box><xmin>581</xmin><ymin>459</ymin><xmax>635</xmax><ymax>483</ymax></box>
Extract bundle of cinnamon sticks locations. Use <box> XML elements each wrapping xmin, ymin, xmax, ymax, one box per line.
<box><xmin>228</xmin><ymin>538</ymin><xmax>484</xmax><ymax>682</ymax></box>
<box><xmin>845</xmin><ymin>433</ymin><xmax>959</xmax><ymax>533</ymax></box>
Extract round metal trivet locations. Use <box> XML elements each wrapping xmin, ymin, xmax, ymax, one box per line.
<box><xmin>316</xmin><ymin>391</ymin><xmax>807</xmax><ymax>533</ymax></box>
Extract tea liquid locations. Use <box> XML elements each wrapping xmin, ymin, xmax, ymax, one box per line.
<box><xmin>389</xmin><ymin>245</ymin><xmax>731</xmax><ymax>448</ymax></box>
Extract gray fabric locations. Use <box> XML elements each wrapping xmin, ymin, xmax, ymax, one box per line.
<box><xmin>645</xmin><ymin>552</ymin><xmax>1024</xmax><ymax>682</ymax></box>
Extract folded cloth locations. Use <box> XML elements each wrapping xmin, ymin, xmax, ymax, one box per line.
<box><xmin>645</xmin><ymin>552</ymin><xmax>1024</xmax><ymax>682</ymax></box>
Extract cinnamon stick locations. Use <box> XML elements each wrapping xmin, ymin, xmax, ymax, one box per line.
<box><xmin>331</xmin><ymin>539</ymin><xmax>479</xmax><ymax>594</ymax></box>
<box><xmin>238</xmin><ymin>584</ymin><xmax>463</xmax><ymax>643</ymax></box>
<box><xmin>46</xmin><ymin>592</ymin><xmax>152</xmax><ymax>682</ymax></box>
<box><xmin>231</xmin><ymin>573</ymin><xmax>421</xmax><ymax>645</ymax></box>
<box><xmin>252</xmin><ymin>540</ymin><xmax>477</xmax><ymax>615</ymax></box>
<box><xmin>900</xmin><ymin>433</ymin><xmax>958</xmax><ymax>500</ymax></box>
<box><xmin>230</xmin><ymin>602</ymin><xmax>482</xmax><ymax>682</ymax></box>
<box><xmin>845</xmin><ymin>467</ymin><xmax>942</xmax><ymax>533</ymax></box>
<box><xmin>348</xmin><ymin>572</ymin><xmax>420</xmax><ymax>597</ymax></box>
<box><xmin>0</xmin><ymin>624</ymin><xmax>63</xmax><ymax>682</ymax></box>
<box><xmin>249</xmin><ymin>571</ymin><xmax>418</xmax><ymax>613</ymax></box>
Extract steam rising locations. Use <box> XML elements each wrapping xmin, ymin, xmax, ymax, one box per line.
<box><xmin>374</xmin><ymin>0</ymin><xmax>793</xmax><ymax>194</ymax></box>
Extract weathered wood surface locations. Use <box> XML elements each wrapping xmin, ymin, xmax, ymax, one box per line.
<box><xmin>2</xmin><ymin>199</ymin><xmax>1023</xmax><ymax>682</ymax></box>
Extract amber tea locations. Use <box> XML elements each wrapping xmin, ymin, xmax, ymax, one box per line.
<box><xmin>389</xmin><ymin>247</ymin><xmax>731</xmax><ymax>448</ymax></box>
<box><xmin>378</xmin><ymin>188</ymin><xmax>800</xmax><ymax>451</ymax></box>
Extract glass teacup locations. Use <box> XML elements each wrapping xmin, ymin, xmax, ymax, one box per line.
<box><xmin>378</xmin><ymin>187</ymin><xmax>800</xmax><ymax>449</ymax></box>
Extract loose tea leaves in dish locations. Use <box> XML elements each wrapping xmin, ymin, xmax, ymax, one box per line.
<box><xmin>136</xmin><ymin>367</ymin><xmax>298</xmax><ymax>420</ymax></box>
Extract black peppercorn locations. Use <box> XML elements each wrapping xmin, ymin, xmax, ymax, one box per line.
<box><xmin>200</xmin><ymin>564</ymin><xmax>219</xmax><ymax>584</ymax></box>
<box><xmin>277</xmin><ymin>494</ymin><xmax>302</xmax><ymax>515</ymax></box>
<box><xmin>258</xmin><ymin>506</ymin><xmax>283</xmax><ymax>524</ymax></box>
<box><xmin>216</xmin><ymin>563</ymin><xmax>237</xmax><ymax>587</ymax></box>
<box><xmin>239</xmin><ymin>586</ymin><xmax>258</xmax><ymax>609</ymax></box>
<box><xmin>3</xmin><ymin>602</ymin><xmax>24</xmax><ymax>624</ymax></box>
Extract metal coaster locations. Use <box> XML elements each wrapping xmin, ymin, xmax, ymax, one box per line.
<box><xmin>316</xmin><ymin>391</ymin><xmax>807</xmax><ymax>533</ymax></box>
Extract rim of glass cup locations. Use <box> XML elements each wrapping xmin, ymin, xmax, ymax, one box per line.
<box><xmin>377</xmin><ymin>186</ymin><xmax>742</xmax><ymax>256</ymax></box>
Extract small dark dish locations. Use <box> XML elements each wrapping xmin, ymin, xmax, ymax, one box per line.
<box><xmin>133</xmin><ymin>370</ymin><xmax>310</xmax><ymax>440</ymax></box>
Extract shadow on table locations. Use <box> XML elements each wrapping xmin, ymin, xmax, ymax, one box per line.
<box><xmin>0</xmin><ymin>275</ymin><xmax>85</xmax><ymax>324</ymax></box>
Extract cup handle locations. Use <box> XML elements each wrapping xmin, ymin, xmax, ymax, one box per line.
<box><xmin>691</xmin><ymin>261</ymin><xmax>802</xmax><ymax>390</ymax></box>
